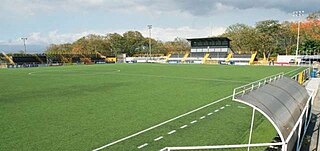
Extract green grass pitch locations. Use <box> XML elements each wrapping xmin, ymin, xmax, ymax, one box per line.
<box><xmin>0</xmin><ymin>64</ymin><xmax>305</xmax><ymax>150</ymax></box>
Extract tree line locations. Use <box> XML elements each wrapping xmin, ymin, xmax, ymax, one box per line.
<box><xmin>46</xmin><ymin>11</ymin><xmax>320</xmax><ymax>58</ymax></box>
<box><xmin>46</xmin><ymin>31</ymin><xmax>190</xmax><ymax>57</ymax></box>
<box><xmin>222</xmin><ymin>10</ymin><xmax>320</xmax><ymax>58</ymax></box>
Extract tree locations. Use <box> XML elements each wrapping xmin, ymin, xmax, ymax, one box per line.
<box><xmin>278</xmin><ymin>21</ymin><xmax>296</xmax><ymax>55</ymax></box>
<box><xmin>307</xmin><ymin>10</ymin><xmax>320</xmax><ymax>20</ymax></box>
<box><xmin>300</xmin><ymin>39</ymin><xmax>320</xmax><ymax>55</ymax></box>
<box><xmin>255</xmin><ymin>20</ymin><xmax>281</xmax><ymax>59</ymax></box>
<box><xmin>222</xmin><ymin>23</ymin><xmax>258</xmax><ymax>54</ymax></box>
<box><xmin>122</xmin><ymin>31</ymin><xmax>146</xmax><ymax>56</ymax></box>
<box><xmin>161</xmin><ymin>38</ymin><xmax>190</xmax><ymax>54</ymax></box>
<box><xmin>106</xmin><ymin>33</ymin><xmax>124</xmax><ymax>56</ymax></box>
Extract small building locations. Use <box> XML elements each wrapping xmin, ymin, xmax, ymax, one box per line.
<box><xmin>186</xmin><ymin>37</ymin><xmax>233</xmax><ymax>64</ymax></box>
<box><xmin>188</xmin><ymin>37</ymin><xmax>232</xmax><ymax>56</ymax></box>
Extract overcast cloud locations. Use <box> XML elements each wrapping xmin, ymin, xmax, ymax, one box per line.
<box><xmin>0</xmin><ymin>0</ymin><xmax>319</xmax><ymax>49</ymax></box>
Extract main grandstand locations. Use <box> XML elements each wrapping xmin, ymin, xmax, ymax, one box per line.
<box><xmin>164</xmin><ymin>37</ymin><xmax>256</xmax><ymax>65</ymax></box>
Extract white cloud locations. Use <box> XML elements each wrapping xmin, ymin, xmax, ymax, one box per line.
<box><xmin>0</xmin><ymin>26</ymin><xmax>226</xmax><ymax>45</ymax></box>
<box><xmin>141</xmin><ymin>26</ymin><xmax>226</xmax><ymax>41</ymax></box>
<box><xmin>1</xmin><ymin>0</ymin><xmax>319</xmax><ymax>18</ymax></box>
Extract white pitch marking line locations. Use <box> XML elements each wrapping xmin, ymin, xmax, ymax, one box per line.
<box><xmin>92</xmin><ymin>95</ymin><xmax>232</xmax><ymax>151</ymax></box>
<box><xmin>226</xmin><ymin>104</ymin><xmax>231</xmax><ymax>107</ymax></box>
<box><xmin>214</xmin><ymin>109</ymin><xmax>219</xmax><ymax>112</ymax></box>
<box><xmin>190</xmin><ymin>120</ymin><xmax>197</xmax><ymax>124</ymax></box>
<box><xmin>168</xmin><ymin>130</ymin><xmax>176</xmax><ymax>135</ymax></box>
<box><xmin>200</xmin><ymin>116</ymin><xmax>206</xmax><ymax>119</ymax></box>
<box><xmin>220</xmin><ymin>107</ymin><xmax>225</xmax><ymax>110</ymax></box>
<box><xmin>238</xmin><ymin>106</ymin><xmax>246</xmax><ymax>109</ymax></box>
<box><xmin>207</xmin><ymin>112</ymin><xmax>213</xmax><ymax>116</ymax></box>
<box><xmin>137</xmin><ymin>143</ymin><xmax>148</xmax><ymax>149</ymax></box>
<box><xmin>154</xmin><ymin>136</ymin><xmax>163</xmax><ymax>141</ymax></box>
<box><xmin>180</xmin><ymin>125</ymin><xmax>188</xmax><ymax>129</ymax></box>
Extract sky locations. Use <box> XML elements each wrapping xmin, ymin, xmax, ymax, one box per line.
<box><xmin>0</xmin><ymin>0</ymin><xmax>319</xmax><ymax>51</ymax></box>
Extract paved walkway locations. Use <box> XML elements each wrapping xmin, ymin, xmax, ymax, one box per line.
<box><xmin>304</xmin><ymin>78</ymin><xmax>320</xmax><ymax>151</ymax></box>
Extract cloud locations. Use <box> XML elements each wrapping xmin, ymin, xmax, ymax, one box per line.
<box><xmin>0</xmin><ymin>26</ymin><xmax>226</xmax><ymax>45</ymax></box>
<box><xmin>1</xmin><ymin>0</ymin><xmax>319</xmax><ymax>18</ymax></box>
<box><xmin>141</xmin><ymin>26</ymin><xmax>226</xmax><ymax>41</ymax></box>
<box><xmin>171</xmin><ymin>0</ymin><xmax>320</xmax><ymax>16</ymax></box>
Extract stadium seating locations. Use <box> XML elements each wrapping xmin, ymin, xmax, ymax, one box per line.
<box><xmin>208</xmin><ymin>52</ymin><xmax>228</xmax><ymax>58</ymax></box>
<box><xmin>13</xmin><ymin>55</ymin><xmax>47</xmax><ymax>64</ymax></box>
<box><xmin>170</xmin><ymin>54</ymin><xmax>184</xmax><ymax>58</ymax></box>
<box><xmin>232</xmin><ymin>54</ymin><xmax>251</xmax><ymax>58</ymax></box>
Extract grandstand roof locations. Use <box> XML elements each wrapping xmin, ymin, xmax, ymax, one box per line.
<box><xmin>234</xmin><ymin>77</ymin><xmax>310</xmax><ymax>151</ymax></box>
<box><xmin>186</xmin><ymin>37</ymin><xmax>231</xmax><ymax>41</ymax></box>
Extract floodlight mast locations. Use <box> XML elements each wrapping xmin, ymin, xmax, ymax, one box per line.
<box><xmin>293</xmin><ymin>11</ymin><xmax>304</xmax><ymax>65</ymax></box>
<box><xmin>21</xmin><ymin>37</ymin><xmax>28</xmax><ymax>54</ymax></box>
<box><xmin>147</xmin><ymin>25</ymin><xmax>152</xmax><ymax>60</ymax></box>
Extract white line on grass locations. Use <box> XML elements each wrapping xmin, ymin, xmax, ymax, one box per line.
<box><xmin>284</xmin><ymin>67</ymin><xmax>303</xmax><ymax>76</ymax></box>
<box><xmin>226</xmin><ymin>104</ymin><xmax>231</xmax><ymax>107</ymax></box>
<box><xmin>190</xmin><ymin>120</ymin><xmax>197</xmax><ymax>124</ymax></box>
<box><xmin>137</xmin><ymin>143</ymin><xmax>148</xmax><ymax>149</ymax></box>
<box><xmin>238</xmin><ymin>106</ymin><xmax>246</xmax><ymax>109</ymax></box>
<box><xmin>207</xmin><ymin>112</ymin><xmax>213</xmax><ymax>116</ymax></box>
<box><xmin>214</xmin><ymin>109</ymin><xmax>219</xmax><ymax>112</ymax></box>
<box><xmin>220</xmin><ymin>107</ymin><xmax>225</xmax><ymax>110</ymax></box>
<box><xmin>180</xmin><ymin>125</ymin><xmax>188</xmax><ymax>129</ymax></box>
<box><xmin>167</xmin><ymin>130</ymin><xmax>176</xmax><ymax>135</ymax></box>
<box><xmin>92</xmin><ymin>95</ymin><xmax>232</xmax><ymax>151</ymax></box>
<box><xmin>200</xmin><ymin>116</ymin><xmax>206</xmax><ymax>119</ymax></box>
<box><xmin>154</xmin><ymin>136</ymin><xmax>163</xmax><ymax>141</ymax></box>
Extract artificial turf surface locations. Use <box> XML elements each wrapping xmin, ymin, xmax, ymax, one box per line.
<box><xmin>0</xmin><ymin>64</ymin><xmax>305</xmax><ymax>150</ymax></box>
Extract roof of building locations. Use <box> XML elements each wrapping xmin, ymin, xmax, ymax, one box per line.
<box><xmin>186</xmin><ymin>37</ymin><xmax>231</xmax><ymax>41</ymax></box>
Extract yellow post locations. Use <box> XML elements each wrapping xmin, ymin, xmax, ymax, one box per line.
<box><xmin>165</xmin><ymin>53</ymin><xmax>172</xmax><ymax>62</ymax></box>
<box><xmin>249</xmin><ymin>51</ymin><xmax>257</xmax><ymax>65</ymax></box>
<box><xmin>298</xmin><ymin>72</ymin><xmax>304</xmax><ymax>85</ymax></box>
<box><xmin>2</xmin><ymin>51</ymin><xmax>15</xmax><ymax>65</ymax></box>
<box><xmin>226</xmin><ymin>53</ymin><xmax>233</xmax><ymax>62</ymax></box>
<box><xmin>181</xmin><ymin>52</ymin><xmax>189</xmax><ymax>63</ymax></box>
<box><xmin>34</xmin><ymin>54</ymin><xmax>44</xmax><ymax>64</ymax></box>
<box><xmin>202</xmin><ymin>53</ymin><xmax>210</xmax><ymax>64</ymax></box>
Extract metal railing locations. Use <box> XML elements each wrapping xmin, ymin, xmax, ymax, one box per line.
<box><xmin>232</xmin><ymin>72</ymin><xmax>284</xmax><ymax>100</ymax></box>
<box><xmin>161</xmin><ymin>142</ymin><xmax>284</xmax><ymax>151</ymax></box>
<box><xmin>290</xmin><ymin>68</ymin><xmax>310</xmax><ymax>83</ymax></box>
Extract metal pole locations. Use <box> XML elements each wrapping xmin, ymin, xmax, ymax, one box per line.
<box><xmin>147</xmin><ymin>25</ymin><xmax>152</xmax><ymax>61</ymax></box>
<box><xmin>296</xmin><ymin>21</ymin><xmax>301</xmax><ymax>65</ymax></box>
<box><xmin>21</xmin><ymin>37</ymin><xmax>27</xmax><ymax>54</ymax></box>
<box><xmin>248</xmin><ymin>108</ymin><xmax>255</xmax><ymax>151</ymax></box>
<box><xmin>296</xmin><ymin>119</ymin><xmax>302</xmax><ymax>150</ymax></box>
<box><xmin>293</xmin><ymin>11</ymin><xmax>304</xmax><ymax>65</ymax></box>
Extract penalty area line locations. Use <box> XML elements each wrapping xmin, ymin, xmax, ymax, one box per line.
<box><xmin>167</xmin><ymin>130</ymin><xmax>176</xmax><ymax>135</ymax></box>
<box><xmin>92</xmin><ymin>95</ymin><xmax>232</xmax><ymax>151</ymax></box>
<box><xmin>154</xmin><ymin>136</ymin><xmax>163</xmax><ymax>141</ymax></box>
<box><xmin>137</xmin><ymin>143</ymin><xmax>148</xmax><ymax>149</ymax></box>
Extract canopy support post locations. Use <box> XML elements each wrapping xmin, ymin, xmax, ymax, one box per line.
<box><xmin>248</xmin><ymin>108</ymin><xmax>255</xmax><ymax>151</ymax></box>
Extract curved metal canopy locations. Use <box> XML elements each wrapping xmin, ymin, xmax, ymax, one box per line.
<box><xmin>234</xmin><ymin>77</ymin><xmax>309</xmax><ymax>150</ymax></box>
